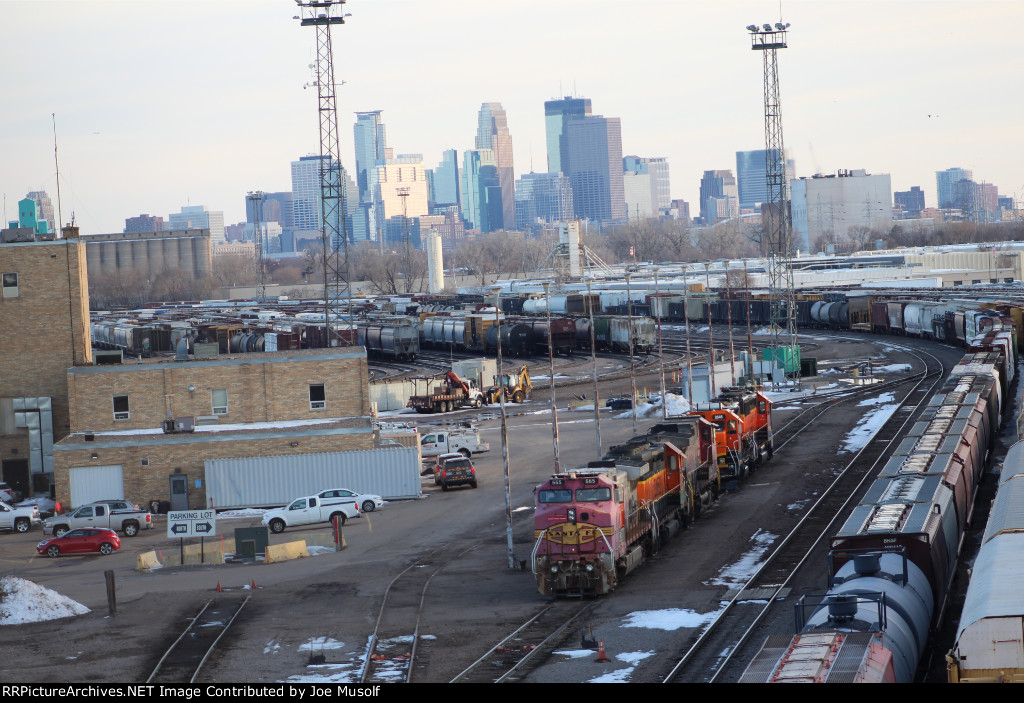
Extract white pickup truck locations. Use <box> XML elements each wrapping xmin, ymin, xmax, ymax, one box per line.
<box><xmin>43</xmin><ymin>500</ymin><xmax>153</xmax><ymax>537</ymax></box>
<box><xmin>419</xmin><ymin>428</ymin><xmax>490</xmax><ymax>458</ymax></box>
<box><xmin>0</xmin><ymin>501</ymin><xmax>41</xmax><ymax>533</ymax></box>
<box><xmin>261</xmin><ymin>491</ymin><xmax>360</xmax><ymax>534</ymax></box>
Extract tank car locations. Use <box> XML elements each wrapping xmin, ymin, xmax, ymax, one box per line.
<box><xmin>532</xmin><ymin>418</ymin><xmax>717</xmax><ymax>597</ymax></box>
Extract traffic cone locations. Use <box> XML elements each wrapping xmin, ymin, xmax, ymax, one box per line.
<box><xmin>595</xmin><ymin>639</ymin><xmax>611</xmax><ymax>663</ymax></box>
<box><xmin>250</xmin><ymin>578</ymin><xmax>257</xmax><ymax>590</ymax></box>
<box><xmin>215</xmin><ymin>580</ymin><xmax>223</xmax><ymax>592</ymax></box>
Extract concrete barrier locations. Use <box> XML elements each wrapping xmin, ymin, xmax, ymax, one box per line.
<box><xmin>163</xmin><ymin>548</ymin><xmax>226</xmax><ymax>566</ymax></box>
<box><xmin>297</xmin><ymin>533</ymin><xmax>337</xmax><ymax>549</ymax></box>
<box><xmin>136</xmin><ymin>550</ymin><xmax>161</xmax><ymax>570</ymax></box>
<box><xmin>265</xmin><ymin>540</ymin><xmax>309</xmax><ymax>564</ymax></box>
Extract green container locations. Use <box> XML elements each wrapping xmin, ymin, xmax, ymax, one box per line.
<box><xmin>763</xmin><ymin>345</ymin><xmax>802</xmax><ymax>374</ymax></box>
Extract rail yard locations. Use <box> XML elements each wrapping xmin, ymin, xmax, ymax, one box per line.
<box><xmin>2</xmin><ymin>306</ymin><xmax>1019</xmax><ymax>684</ymax></box>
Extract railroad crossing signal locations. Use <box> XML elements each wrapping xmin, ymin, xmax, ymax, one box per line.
<box><xmin>167</xmin><ymin>510</ymin><xmax>217</xmax><ymax>539</ymax></box>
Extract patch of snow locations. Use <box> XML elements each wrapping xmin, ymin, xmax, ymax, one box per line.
<box><xmin>706</xmin><ymin>530</ymin><xmax>778</xmax><ymax>588</ymax></box>
<box><xmin>622</xmin><ymin>608</ymin><xmax>716</xmax><ymax>631</ymax></box>
<box><xmin>299</xmin><ymin>637</ymin><xmax>345</xmax><ymax>652</ymax></box>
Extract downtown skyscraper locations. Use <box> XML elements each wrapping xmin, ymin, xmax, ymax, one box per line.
<box><xmin>353</xmin><ymin>110</ymin><xmax>391</xmax><ymax>241</ymax></box>
<box><xmin>474</xmin><ymin>103</ymin><xmax>515</xmax><ymax>230</ymax></box>
<box><xmin>566</xmin><ymin>114</ymin><xmax>625</xmax><ymax>223</ymax></box>
<box><xmin>544</xmin><ymin>96</ymin><xmax>592</xmax><ymax>175</ymax></box>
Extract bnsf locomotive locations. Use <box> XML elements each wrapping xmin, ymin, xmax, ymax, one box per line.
<box><xmin>689</xmin><ymin>387</ymin><xmax>773</xmax><ymax>481</ymax></box>
<box><xmin>533</xmin><ymin>418</ymin><xmax>718</xmax><ymax>597</ymax></box>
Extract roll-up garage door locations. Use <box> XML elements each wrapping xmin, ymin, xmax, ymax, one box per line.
<box><xmin>68</xmin><ymin>465</ymin><xmax>124</xmax><ymax>507</ymax></box>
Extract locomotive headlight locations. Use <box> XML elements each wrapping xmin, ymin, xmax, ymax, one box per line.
<box><xmin>585</xmin><ymin>564</ymin><xmax>594</xmax><ymax>572</ymax></box>
<box><xmin>550</xmin><ymin>566</ymin><xmax>559</xmax><ymax>574</ymax></box>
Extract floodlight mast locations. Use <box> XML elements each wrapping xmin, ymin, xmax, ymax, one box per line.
<box><xmin>748</xmin><ymin>21</ymin><xmax>799</xmax><ymax>380</ymax></box>
<box><xmin>297</xmin><ymin>0</ymin><xmax>353</xmax><ymax>346</ymax></box>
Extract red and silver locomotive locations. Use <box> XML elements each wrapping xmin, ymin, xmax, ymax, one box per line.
<box><xmin>533</xmin><ymin>417</ymin><xmax>717</xmax><ymax>597</ymax></box>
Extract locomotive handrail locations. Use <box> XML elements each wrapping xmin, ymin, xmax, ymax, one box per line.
<box><xmin>529</xmin><ymin>528</ymin><xmax>549</xmax><ymax>576</ymax></box>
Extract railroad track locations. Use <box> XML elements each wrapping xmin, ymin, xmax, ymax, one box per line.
<box><xmin>146</xmin><ymin>594</ymin><xmax>251</xmax><ymax>684</ymax></box>
<box><xmin>661</xmin><ymin>343</ymin><xmax>947</xmax><ymax>683</ymax></box>
<box><xmin>358</xmin><ymin>542</ymin><xmax>482</xmax><ymax>684</ymax></box>
<box><xmin>450</xmin><ymin>601</ymin><xmax>596</xmax><ymax>683</ymax></box>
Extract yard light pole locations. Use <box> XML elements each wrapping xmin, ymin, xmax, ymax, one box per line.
<box><xmin>585</xmin><ymin>275</ymin><xmax>602</xmax><ymax>455</ymax></box>
<box><xmin>625</xmin><ymin>271</ymin><xmax>638</xmax><ymax>436</ymax></box>
<box><xmin>653</xmin><ymin>266</ymin><xmax>667</xmax><ymax>419</ymax></box>
<box><xmin>542</xmin><ymin>281</ymin><xmax>561</xmax><ymax>474</ymax></box>
<box><xmin>492</xmin><ymin>286</ymin><xmax>516</xmax><ymax>569</ymax></box>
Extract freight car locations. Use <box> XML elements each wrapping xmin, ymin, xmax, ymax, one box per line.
<box><xmin>510</xmin><ymin>316</ymin><xmax>576</xmax><ymax>356</ymax></box>
<box><xmin>947</xmin><ymin>439</ymin><xmax>1024</xmax><ymax>682</ymax></box>
<box><xmin>358</xmin><ymin>321</ymin><xmax>419</xmax><ymax>360</ymax></box>
<box><xmin>532</xmin><ymin>417</ymin><xmax>718</xmax><ymax>597</ymax></box>
<box><xmin>574</xmin><ymin>315</ymin><xmax>657</xmax><ymax>354</ymax></box>
<box><xmin>741</xmin><ymin>353</ymin><xmax>1007</xmax><ymax>683</ymax></box>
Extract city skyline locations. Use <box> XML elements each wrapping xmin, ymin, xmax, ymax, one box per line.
<box><xmin>2</xmin><ymin>1</ymin><xmax>1021</xmax><ymax>235</ymax></box>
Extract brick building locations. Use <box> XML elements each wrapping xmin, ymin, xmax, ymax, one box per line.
<box><xmin>0</xmin><ymin>236</ymin><xmax>92</xmax><ymax>498</ymax></box>
<box><xmin>55</xmin><ymin>348</ymin><xmax>373</xmax><ymax>510</ymax></box>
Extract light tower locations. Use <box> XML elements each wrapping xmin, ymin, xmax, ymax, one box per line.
<box><xmin>247</xmin><ymin>191</ymin><xmax>265</xmax><ymax>301</ymax></box>
<box><xmin>296</xmin><ymin>0</ymin><xmax>352</xmax><ymax>345</ymax></box>
<box><xmin>747</xmin><ymin>21</ymin><xmax>799</xmax><ymax>378</ymax></box>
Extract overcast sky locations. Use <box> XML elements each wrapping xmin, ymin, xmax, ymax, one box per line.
<box><xmin>2</xmin><ymin>0</ymin><xmax>1021</xmax><ymax>235</ymax></box>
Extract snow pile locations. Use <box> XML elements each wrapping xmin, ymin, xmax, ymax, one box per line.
<box><xmin>0</xmin><ymin>576</ymin><xmax>90</xmax><ymax>625</ymax></box>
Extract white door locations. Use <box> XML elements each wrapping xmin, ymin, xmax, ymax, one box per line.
<box><xmin>69</xmin><ymin>465</ymin><xmax>124</xmax><ymax>507</ymax></box>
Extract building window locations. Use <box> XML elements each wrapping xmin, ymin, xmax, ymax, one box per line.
<box><xmin>113</xmin><ymin>395</ymin><xmax>130</xmax><ymax>420</ymax></box>
<box><xmin>2</xmin><ymin>272</ymin><xmax>18</xmax><ymax>298</ymax></box>
<box><xmin>211</xmin><ymin>389</ymin><xmax>228</xmax><ymax>415</ymax></box>
<box><xmin>309</xmin><ymin>383</ymin><xmax>326</xmax><ymax>410</ymax></box>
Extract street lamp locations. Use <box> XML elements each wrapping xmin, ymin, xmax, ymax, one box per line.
<box><xmin>542</xmin><ymin>281</ymin><xmax>561</xmax><ymax>473</ymax></box>
<box><xmin>653</xmin><ymin>267</ymin><xmax>667</xmax><ymax>419</ymax></box>
<box><xmin>625</xmin><ymin>271</ymin><xmax>638</xmax><ymax>436</ymax></box>
<box><xmin>584</xmin><ymin>275</ymin><xmax>602</xmax><ymax>455</ymax></box>
<box><xmin>491</xmin><ymin>286</ymin><xmax>516</xmax><ymax>570</ymax></box>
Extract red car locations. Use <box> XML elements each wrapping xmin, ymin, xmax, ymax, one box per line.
<box><xmin>37</xmin><ymin>528</ymin><xmax>121</xmax><ymax>557</ymax></box>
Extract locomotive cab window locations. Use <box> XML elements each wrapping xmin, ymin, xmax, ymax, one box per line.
<box><xmin>538</xmin><ymin>488</ymin><xmax>573</xmax><ymax>503</ymax></box>
<box><xmin>575</xmin><ymin>487</ymin><xmax>612</xmax><ymax>502</ymax></box>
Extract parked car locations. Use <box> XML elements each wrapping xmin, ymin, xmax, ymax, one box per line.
<box><xmin>0</xmin><ymin>482</ymin><xmax>22</xmax><ymax>504</ymax></box>
<box><xmin>423</xmin><ymin>452</ymin><xmax>463</xmax><ymax>480</ymax></box>
<box><xmin>0</xmin><ymin>501</ymin><xmax>41</xmax><ymax>533</ymax></box>
<box><xmin>43</xmin><ymin>501</ymin><xmax>153</xmax><ymax>537</ymax></box>
<box><xmin>36</xmin><ymin>528</ymin><xmax>121</xmax><ymax>557</ymax></box>
<box><xmin>316</xmin><ymin>488</ymin><xmax>384</xmax><ymax>513</ymax></box>
<box><xmin>261</xmin><ymin>493</ymin><xmax>360</xmax><ymax>534</ymax></box>
<box><xmin>435</xmin><ymin>455</ymin><xmax>477</xmax><ymax>491</ymax></box>
<box><xmin>606</xmin><ymin>395</ymin><xmax>633</xmax><ymax>410</ymax></box>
